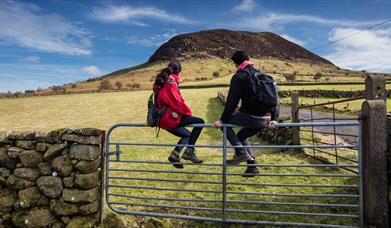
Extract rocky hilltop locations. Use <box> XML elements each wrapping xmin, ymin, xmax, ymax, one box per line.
<box><xmin>148</xmin><ymin>29</ymin><xmax>333</xmax><ymax>65</ymax></box>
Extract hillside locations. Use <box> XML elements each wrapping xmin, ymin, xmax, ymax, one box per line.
<box><xmin>148</xmin><ymin>29</ymin><xmax>333</xmax><ymax>65</ymax></box>
<box><xmin>34</xmin><ymin>29</ymin><xmax>383</xmax><ymax>94</ymax></box>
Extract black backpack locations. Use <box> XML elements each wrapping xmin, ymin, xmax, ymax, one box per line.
<box><xmin>243</xmin><ymin>68</ymin><xmax>278</xmax><ymax>112</ymax></box>
<box><xmin>146</xmin><ymin>79</ymin><xmax>177</xmax><ymax>130</ymax></box>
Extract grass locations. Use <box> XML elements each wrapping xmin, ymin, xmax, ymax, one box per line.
<box><xmin>0</xmin><ymin>89</ymin><xmax>359</xmax><ymax>227</ymax></box>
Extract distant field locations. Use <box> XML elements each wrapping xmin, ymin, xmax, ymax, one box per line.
<box><xmin>0</xmin><ymin>89</ymin><xmax>359</xmax><ymax>227</ymax></box>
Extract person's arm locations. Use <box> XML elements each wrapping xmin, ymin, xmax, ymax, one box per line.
<box><xmin>220</xmin><ymin>75</ymin><xmax>241</xmax><ymax>122</ymax></box>
<box><xmin>164</xmin><ymin>83</ymin><xmax>192</xmax><ymax>116</ymax></box>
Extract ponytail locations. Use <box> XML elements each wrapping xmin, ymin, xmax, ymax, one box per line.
<box><xmin>168</xmin><ymin>61</ymin><xmax>181</xmax><ymax>75</ymax></box>
<box><xmin>154</xmin><ymin>67</ymin><xmax>173</xmax><ymax>89</ymax></box>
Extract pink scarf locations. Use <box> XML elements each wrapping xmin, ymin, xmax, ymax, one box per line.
<box><xmin>237</xmin><ymin>60</ymin><xmax>253</xmax><ymax>72</ymax></box>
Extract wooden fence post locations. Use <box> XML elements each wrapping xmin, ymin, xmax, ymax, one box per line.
<box><xmin>291</xmin><ymin>91</ymin><xmax>300</xmax><ymax>146</ymax></box>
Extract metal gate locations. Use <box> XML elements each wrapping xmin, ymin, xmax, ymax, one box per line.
<box><xmin>105</xmin><ymin>122</ymin><xmax>362</xmax><ymax>227</ymax></box>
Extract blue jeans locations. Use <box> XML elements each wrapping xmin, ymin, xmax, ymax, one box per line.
<box><xmin>223</xmin><ymin>112</ymin><xmax>268</xmax><ymax>156</ymax></box>
<box><xmin>167</xmin><ymin>116</ymin><xmax>205</xmax><ymax>152</ymax></box>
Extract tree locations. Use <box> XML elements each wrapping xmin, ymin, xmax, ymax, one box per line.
<box><xmin>313</xmin><ymin>72</ymin><xmax>322</xmax><ymax>81</ymax></box>
<box><xmin>99</xmin><ymin>80</ymin><xmax>113</xmax><ymax>90</ymax></box>
<box><xmin>284</xmin><ymin>74</ymin><xmax>296</xmax><ymax>82</ymax></box>
<box><xmin>115</xmin><ymin>81</ymin><xmax>123</xmax><ymax>89</ymax></box>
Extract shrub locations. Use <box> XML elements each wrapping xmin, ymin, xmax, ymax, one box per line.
<box><xmin>212</xmin><ymin>71</ymin><xmax>220</xmax><ymax>78</ymax></box>
<box><xmin>99</xmin><ymin>80</ymin><xmax>113</xmax><ymax>90</ymax></box>
<box><xmin>115</xmin><ymin>81</ymin><xmax>123</xmax><ymax>89</ymax></box>
<box><xmin>71</xmin><ymin>84</ymin><xmax>77</xmax><ymax>89</ymax></box>
<box><xmin>284</xmin><ymin>74</ymin><xmax>296</xmax><ymax>82</ymax></box>
<box><xmin>314</xmin><ymin>72</ymin><xmax>323</xmax><ymax>81</ymax></box>
<box><xmin>52</xmin><ymin>86</ymin><xmax>65</xmax><ymax>92</ymax></box>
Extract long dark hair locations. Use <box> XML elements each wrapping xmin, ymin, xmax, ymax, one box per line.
<box><xmin>168</xmin><ymin>61</ymin><xmax>181</xmax><ymax>74</ymax></box>
<box><xmin>154</xmin><ymin>67</ymin><xmax>172</xmax><ymax>89</ymax></box>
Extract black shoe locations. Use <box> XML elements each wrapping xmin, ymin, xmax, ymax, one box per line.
<box><xmin>168</xmin><ymin>150</ymin><xmax>184</xmax><ymax>169</ymax></box>
<box><xmin>227</xmin><ymin>153</ymin><xmax>250</xmax><ymax>165</ymax></box>
<box><xmin>242</xmin><ymin>160</ymin><xmax>260</xmax><ymax>177</ymax></box>
<box><xmin>182</xmin><ymin>148</ymin><xmax>203</xmax><ymax>163</ymax></box>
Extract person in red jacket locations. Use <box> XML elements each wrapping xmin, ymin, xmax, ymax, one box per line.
<box><xmin>153</xmin><ymin>61</ymin><xmax>205</xmax><ymax>169</ymax></box>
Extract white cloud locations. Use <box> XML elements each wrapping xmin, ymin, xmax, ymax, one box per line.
<box><xmin>280</xmin><ymin>34</ymin><xmax>305</xmax><ymax>46</ymax></box>
<box><xmin>90</xmin><ymin>4</ymin><xmax>194</xmax><ymax>25</ymax></box>
<box><xmin>0</xmin><ymin>1</ymin><xmax>91</xmax><ymax>55</ymax></box>
<box><xmin>81</xmin><ymin>65</ymin><xmax>102</xmax><ymax>75</ymax></box>
<box><xmin>128</xmin><ymin>30</ymin><xmax>177</xmax><ymax>46</ymax></box>
<box><xmin>236</xmin><ymin>12</ymin><xmax>381</xmax><ymax>31</ymax></box>
<box><xmin>325</xmin><ymin>27</ymin><xmax>391</xmax><ymax>72</ymax></box>
<box><xmin>21</xmin><ymin>56</ymin><xmax>41</xmax><ymax>63</ymax></box>
<box><xmin>233</xmin><ymin>0</ymin><xmax>256</xmax><ymax>12</ymax></box>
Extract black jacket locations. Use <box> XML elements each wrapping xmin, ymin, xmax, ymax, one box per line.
<box><xmin>220</xmin><ymin>65</ymin><xmax>279</xmax><ymax>122</ymax></box>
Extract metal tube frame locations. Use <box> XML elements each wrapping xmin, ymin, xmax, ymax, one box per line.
<box><xmin>104</xmin><ymin>122</ymin><xmax>362</xmax><ymax>227</ymax></box>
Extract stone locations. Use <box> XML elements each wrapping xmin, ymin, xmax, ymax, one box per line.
<box><xmin>66</xmin><ymin>215</ymin><xmax>98</xmax><ymax>228</ymax></box>
<box><xmin>52</xmin><ymin>221</ymin><xmax>65</xmax><ymax>228</ymax></box>
<box><xmin>74</xmin><ymin>128</ymin><xmax>102</xmax><ymax>136</ymax></box>
<box><xmin>102</xmin><ymin>213</ymin><xmax>127</xmax><ymax>228</ymax></box>
<box><xmin>62</xmin><ymin>134</ymin><xmax>100</xmax><ymax>145</ymax></box>
<box><xmin>74</xmin><ymin>172</ymin><xmax>99</xmax><ymax>190</ymax></box>
<box><xmin>37</xmin><ymin>162</ymin><xmax>52</xmax><ymax>175</ymax></box>
<box><xmin>0</xmin><ymin>189</ymin><xmax>11</xmax><ymax>198</ymax></box>
<box><xmin>50</xmin><ymin>199</ymin><xmax>78</xmax><ymax>216</ymax></box>
<box><xmin>0</xmin><ymin>168</ymin><xmax>11</xmax><ymax>178</ymax></box>
<box><xmin>18</xmin><ymin>186</ymin><xmax>41</xmax><ymax>208</ymax></box>
<box><xmin>11</xmin><ymin>210</ymin><xmax>27</xmax><ymax>227</ymax></box>
<box><xmin>0</xmin><ymin>132</ymin><xmax>11</xmax><ymax>144</ymax></box>
<box><xmin>0</xmin><ymin>194</ymin><xmax>16</xmax><ymax>212</ymax></box>
<box><xmin>13</xmin><ymin>168</ymin><xmax>40</xmax><ymax>182</ymax></box>
<box><xmin>62</xmin><ymin>188</ymin><xmax>99</xmax><ymax>203</ymax></box>
<box><xmin>61</xmin><ymin>216</ymin><xmax>71</xmax><ymax>224</ymax></box>
<box><xmin>36</xmin><ymin>176</ymin><xmax>63</xmax><ymax>198</ymax></box>
<box><xmin>79</xmin><ymin>201</ymin><xmax>98</xmax><ymax>215</ymax></box>
<box><xmin>19</xmin><ymin>150</ymin><xmax>42</xmax><ymax>168</ymax></box>
<box><xmin>35</xmin><ymin>131</ymin><xmax>54</xmax><ymax>143</ymax></box>
<box><xmin>16</xmin><ymin>163</ymin><xmax>22</xmax><ymax>168</ymax></box>
<box><xmin>24</xmin><ymin>208</ymin><xmax>56</xmax><ymax>227</ymax></box>
<box><xmin>15</xmin><ymin>140</ymin><xmax>36</xmax><ymax>150</ymax></box>
<box><xmin>43</xmin><ymin>143</ymin><xmax>69</xmax><ymax>161</ymax></box>
<box><xmin>7</xmin><ymin>147</ymin><xmax>23</xmax><ymax>158</ymax></box>
<box><xmin>51</xmin><ymin>155</ymin><xmax>73</xmax><ymax>177</ymax></box>
<box><xmin>6</xmin><ymin>175</ymin><xmax>34</xmax><ymax>189</ymax></box>
<box><xmin>49</xmin><ymin>129</ymin><xmax>68</xmax><ymax>143</ymax></box>
<box><xmin>36</xmin><ymin>143</ymin><xmax>50</xmax><ymax>152</ymax></box>
<box><xmin>37</xmin><ymin>195</ymin><xmax>49</xmax><ymax>206</ymax></box>
<box><xmin>70</xmin><ymin>144</ymin><xmax>100</xmax><ymax>161</ymax></box>
<box><xmin>75</xmin><ymin>158</ymin><xmax>101</xmax><ymax>174</ymax></box>
<box><xmin>8</xmin><ymin>131</ymin><xmax>34</xmax><ymax>140</ymax></box>
<box><xmin>63</xmin><ymin>176</ymin><xmax>74</xmax><ymax>188</ymax></box>
<box><xmin>0</xmin><ymin>148</ymin><xmax>17</xmax><ymax>169</ymax></box>
<box><xmin>0</xmin><ymin>176</ymin><xmax>5</xmax><ymax>186</ymax></box>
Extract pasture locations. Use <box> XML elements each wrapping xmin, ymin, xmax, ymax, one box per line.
<box><xmin>0</xmin><ymin>89</ymin><xmax>359</xmax><ymax>227</ymax></box>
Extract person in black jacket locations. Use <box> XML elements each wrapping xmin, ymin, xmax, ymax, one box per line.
<box><xmin>213</xmin><ymin>51</ymin><xmax>279</xmax><ymax>177</ymax></box>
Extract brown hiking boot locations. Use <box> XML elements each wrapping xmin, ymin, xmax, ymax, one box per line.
<box><xmin>182</xmin><ymin>148</ymin><xmax>203</xmax><ymax>163</ymax></box>
<box><xmin>227</xmin><ymin>153</ymin><xmax>251</xmax><ymax>165</ymax></box>
<box><xmin>168</xmin><ymin>150</ymin><xmax>184</xmax><ymax>169</ymax></box>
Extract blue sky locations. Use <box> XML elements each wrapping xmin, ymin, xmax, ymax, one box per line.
<box><xmin>0</xmin><ymin>0</ymin><xmax>391</xmax><ymax>92</ymax></box>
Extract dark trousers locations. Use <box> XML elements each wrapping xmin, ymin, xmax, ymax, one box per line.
<box><xmin>167</xmin><ymin>115</ymin><xmax>205</xmax><ymax>152</ymax></box>
<box><xmin>223</xmin><ymin>112</ymin><xmax>268</xmax><ymax>156</ymax></box>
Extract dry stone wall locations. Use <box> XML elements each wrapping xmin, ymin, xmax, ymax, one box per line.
<box><xmin>0</xmin><ymin>128</ymin><xmax>102</xmax><ymax>228</ymax></box>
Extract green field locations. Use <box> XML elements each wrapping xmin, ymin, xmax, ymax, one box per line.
<box><xmin>0</xmin><ymin>89</ymin><xmax>359</xmax><ymax>227</ymax></box>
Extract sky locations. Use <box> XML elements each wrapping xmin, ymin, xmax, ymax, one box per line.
<box><xmin>0</xmin><ymin>0</ymin><xmax>391</xmax><ymax>92</ymax></box>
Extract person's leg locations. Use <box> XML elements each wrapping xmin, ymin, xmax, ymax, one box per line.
<box><xmin>222</xmin><ymin>113</ymin><xmax>255</xmax><ymax>164</ymax></box>
<box><xmin>167</xmin><ymin>127</ymin><xmax>191</xmax><ymax>168</ymax></box>
<box><xmin>177</xmin><ymin>116</ymin><xmax>205</xmax><ymax>163</ymax></box>
<box><xmin>237</xmin><ymin>126</ymin><xmax>267</xmax><ymax>177</ymax></box>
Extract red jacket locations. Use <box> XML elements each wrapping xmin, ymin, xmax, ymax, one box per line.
<box><xmin>154</xmin><ymin>74</ymin><xmax>192</xmax><ymax>130</ymax></box>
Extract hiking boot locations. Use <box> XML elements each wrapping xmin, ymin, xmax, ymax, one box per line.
<box><xmin>168</xmin><ymin>150</ymin><xmax>184</xmax><ymax>169</ymax></box>
<box><xmin>242</xmin><ymin>160</ymin><xmax>260</xmax><ymax>177</ymax></box>
<box><xmin>182</xmin><ymin>148</ymin><xmax>203</xmax><ymax>163</ymax></box>
<box><xmin>227</xmin><ymin>153</ymin><xmax>250</xmax><ymax>165</ymax></box>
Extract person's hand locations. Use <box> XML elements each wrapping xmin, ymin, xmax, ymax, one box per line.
<box><xmin>213</xmin><ymin>120</ymin><xmax>223</xmax><ymax>128</ymax></box>
<box><xmin>268</xmin><ymin>120</ymin><xmax>277</xmax><ymax>129</ymax></box>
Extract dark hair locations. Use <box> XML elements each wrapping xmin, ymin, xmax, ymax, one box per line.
<box><xmin>154</xmin><ymin>67</ymin><xmax>173</xmax><ymax>89</ymax></box>
<box><xmin>231</xmin><ymin>51</ymin><xmax>250</xmax><ymax>65</ymax></box>
<box><xmin>168</xmin><ymin>61</ymin><xmax>181</xmax><ymax>74</ymax></box>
